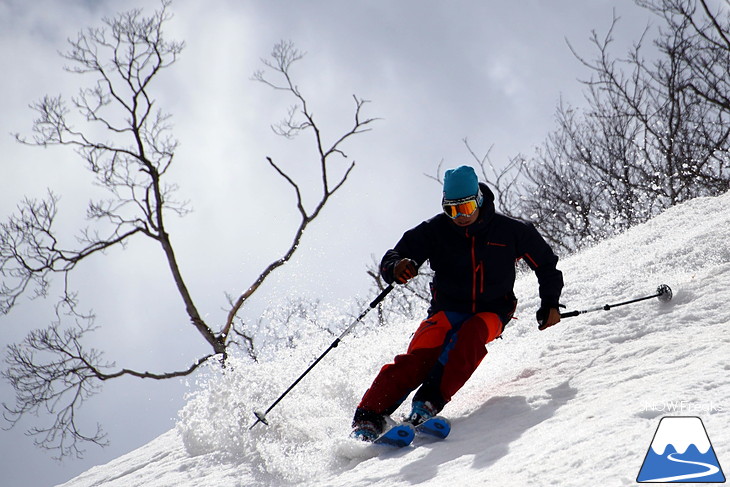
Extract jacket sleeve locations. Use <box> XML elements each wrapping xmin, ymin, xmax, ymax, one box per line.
<box><xmin>380</xmin><ymin>221</ymin><xmax>432</xmax><ymax>284</ymax></box>
<box><xmin>517</xmin><ymin>223</ymin><xmax>564</xmax><ymax>309</ymax></box>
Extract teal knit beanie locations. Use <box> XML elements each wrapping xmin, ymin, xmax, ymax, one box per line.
<box><xmin>443</xmin><ymin>165</ymin><xmax>479</xmax><ymax>200</ymax></box>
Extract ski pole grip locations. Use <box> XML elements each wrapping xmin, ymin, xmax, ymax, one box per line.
<box><xmin>370</xmin><ymin>284</ymin><xmax>394</xmax><ymax>308</ymax></box>
<box><xmin>560</xmin><ymin>310</ymin><xmax>581</xmax><ymax>318</ymax></box>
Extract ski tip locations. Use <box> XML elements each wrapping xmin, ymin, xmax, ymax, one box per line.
<box><xmin>373</xmin><ymin>423</ymin><xmax>415</xmax><ymax>448</ymax></box>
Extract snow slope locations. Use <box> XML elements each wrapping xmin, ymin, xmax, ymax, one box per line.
<box><xmin>58</xmin><ymin>193</ymin><xmax>729</xmax><ymax>487</ymax></box>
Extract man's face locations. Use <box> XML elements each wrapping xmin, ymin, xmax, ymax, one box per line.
<box><xmin>442</xmin><ymin>193</ymin><xmax>481</xmax><ymax>227</ymax></box>
<box><xmin>452</xmin><ymin>208</ymin><xmax>480</xmax><ymax>227</ymax></box>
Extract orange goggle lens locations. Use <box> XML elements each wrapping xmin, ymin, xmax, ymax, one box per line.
<box><xmin>442</xmin><ymin>198</ymin><xmax>478</xmax><ymax>219</ymax></box>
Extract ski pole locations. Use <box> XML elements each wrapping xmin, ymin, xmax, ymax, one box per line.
<box><xmin>559</xmin><ymin>284</ymin><xmax>673</xmax><ymax>320</ymax></box>
<box><xmin>249</xmin><ymin>283</ymin><xmax>395</xmax><ymax>430</ymax></box>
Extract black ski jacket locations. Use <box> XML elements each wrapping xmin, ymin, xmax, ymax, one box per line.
<box><xmin>380</xmin><ymin>184</ymin><xmax>563</xmax><ymax>321</ymax></box>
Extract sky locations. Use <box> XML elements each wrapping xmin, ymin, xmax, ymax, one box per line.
<box><xmin>0</xmin><ymin>1</ymin><xmax>658</xmax><ymax>486</ymax></box>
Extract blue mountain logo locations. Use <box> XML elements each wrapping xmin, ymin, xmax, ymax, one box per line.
<box><xmin>637</xmin><ymin>416</ymin><xmax>725</xmax><ymax>483</ymax></box>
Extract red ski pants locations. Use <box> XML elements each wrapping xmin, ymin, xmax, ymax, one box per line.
<box><xmin>357</xmin><ymin>311</ymin><xmax>504</xmax><ymax>415</ymax></box>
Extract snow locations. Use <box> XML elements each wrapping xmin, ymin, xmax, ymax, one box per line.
<box><xmin>57</xmin><ymin>192</ymin><xmax>730</xmax><ymax>487</ymax></box>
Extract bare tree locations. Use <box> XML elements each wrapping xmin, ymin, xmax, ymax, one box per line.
<box><xmin>520</xmin><ymin>5</ymin><xmax>730</xmax><ymax>253</ymax></box>
<box><xmin>1</xmin><ymin>4</ymin><xmax>375</xmax><ymax>458</ymax></box>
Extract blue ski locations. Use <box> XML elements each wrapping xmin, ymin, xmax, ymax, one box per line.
<box><xmin>373</xmin><ymin>423</ymin><xmax>415</xmax><ymax>448</ymax></box>
<box><xmin>415</xmin><ymin>416</ymin><xmax>451</xmax><ymax>440</ymax></box>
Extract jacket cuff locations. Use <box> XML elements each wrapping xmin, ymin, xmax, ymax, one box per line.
<box><xmin>380</xmin><ymin>262</ymin><xmax>396</xmax><ymax>284</ymax></box>
<box><xmin>540</xmin><ymin>300</ymin><xmax>560</xmax><ymax>310</ymax></box>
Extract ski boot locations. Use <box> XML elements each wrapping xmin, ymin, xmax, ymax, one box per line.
<box><xmin>406</xmin><ymin>400</ymin><xmax>438</xmax><ymax>426</ymax></box>
<box><xmin>350</xmin><ymin>409</ymin><xmax>386</xmax><ymax>442</ymax></box>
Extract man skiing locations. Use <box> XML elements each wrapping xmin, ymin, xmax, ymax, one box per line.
<box><xmin>351</xmin><ymin>165</ymin><xmax>564</xmax><ymax>441</ymax></box>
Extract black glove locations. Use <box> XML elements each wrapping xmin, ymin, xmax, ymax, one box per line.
<box><xmin>393</xmin><ymin>259</ymin><xmax>417</xmax><ymax>284</ymax></box>
<box><xmin>536</xmin><ymin>305</ymin><xmax>562</xmax><ymax>330</ymax></box>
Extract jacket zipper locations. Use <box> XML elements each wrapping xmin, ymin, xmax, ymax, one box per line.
<box><xmin>471</xmin><ymin>236</ymin><xmax>477</xmax><ymax>313</ymax></box>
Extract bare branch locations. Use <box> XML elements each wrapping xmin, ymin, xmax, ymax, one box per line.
<box><xmin>221</xmin><ymin>41</ymin><xmax>377</xmax><ymax>340</ymax></box>
<box><xmin>2</xmin><ymin>316</ymin><xmax>214</xmax><ymax>459</ymax></box>
<box><xmin>0</xmin><ymin>191</ymin><xmax>145</xmax><ymax>314</ymax></box>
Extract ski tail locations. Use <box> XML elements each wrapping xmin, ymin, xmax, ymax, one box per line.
<box><xmin>415</xmin><ymin>416</ymin><xmax>451</xmax><ymax>439</ymax></box>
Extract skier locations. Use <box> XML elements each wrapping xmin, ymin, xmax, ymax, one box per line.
<box><xmin>351</xmin><ymin>165</ymin><xmax>564</xmax><ymax>441</ymax></box>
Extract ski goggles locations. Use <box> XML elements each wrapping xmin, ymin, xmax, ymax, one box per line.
<box><xmin>442</xmin><ymin>195</ymin><xmax>480</xmax><ymax>219</ymax></box>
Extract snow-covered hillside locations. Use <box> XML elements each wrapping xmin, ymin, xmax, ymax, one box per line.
<box><xmin>59</xmin><ymin>193</ymin><xmax>729</xmax><ymax>487</ymax></box>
